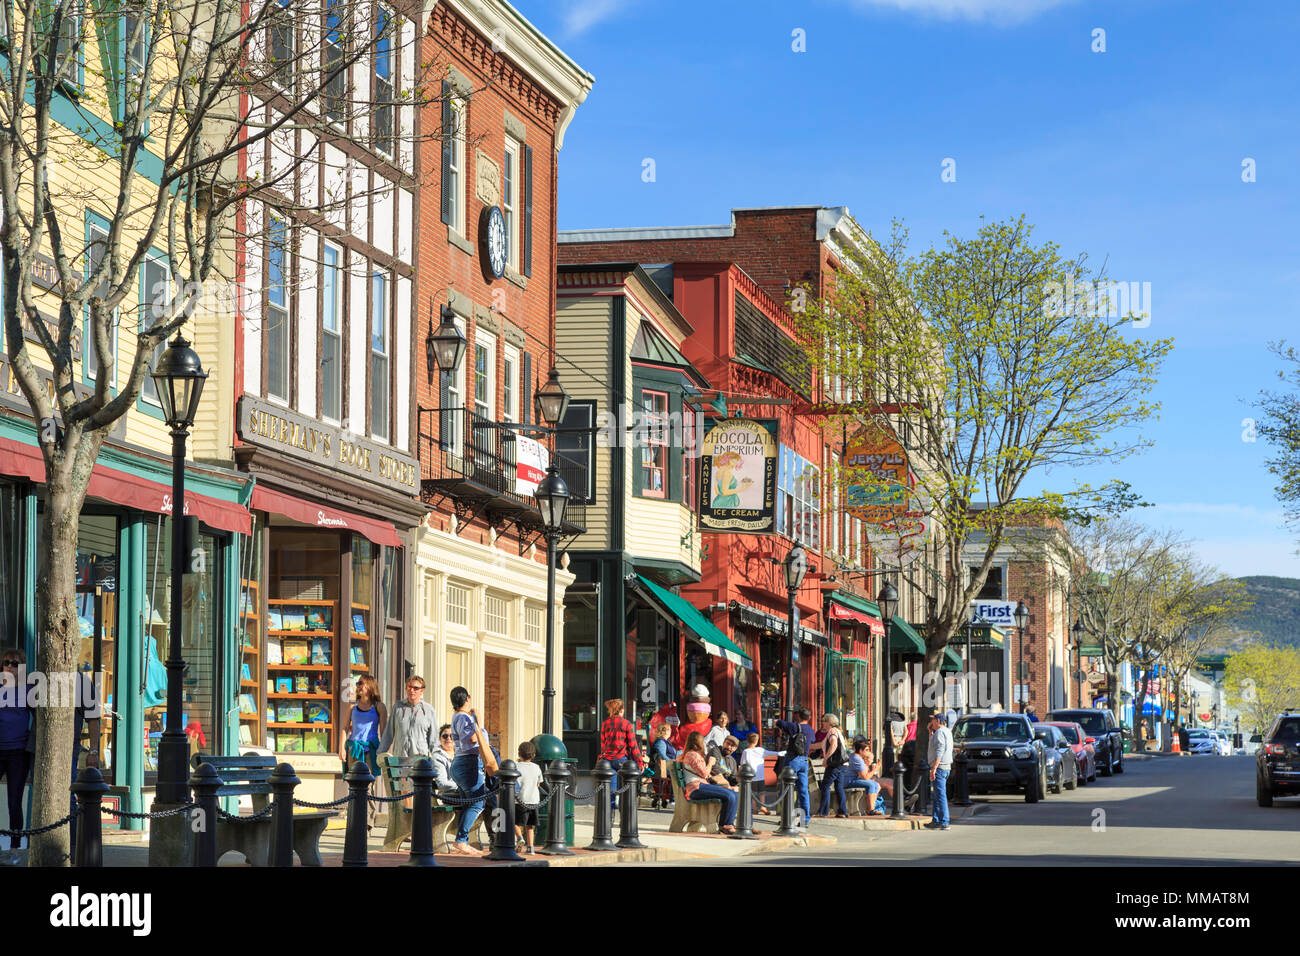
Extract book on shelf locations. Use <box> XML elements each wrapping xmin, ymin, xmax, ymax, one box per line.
<box><xmin>266</xmin><ymin>679</ymin><xmax>275</xmax><ymax>696</ymax></box>
<box><xmin>310</xmin><ymin>638</ymin><xmax>331</xmax><ymax>665</ymax></box>
<box><xmin>351</xmin><ymin>613</ymin><xmax>367</xmax><ymax>635</ymax></box>
<box><xmin>267</xmin><ymin>640</ymin><xmax>283</xmax><ymax>665</ymax></box>
<box><xmin>238</xmin><ymin>693</ymin><xmax>257</xmax><ymax>715</ymax></box>
<box><xmin>294</xmin><ymin>674</ymin><xmax>310</xmax><ymax>694</ymax></box>
<box><xmin>281</xmin><ymin>609</ymin><xmax>307</xmax><ymax>632</ymax></box>
<box><xmin>350</xmin><ymin>647</ymin><xmax>364</xmax><ymax>665</ymax></box>
<box><xmin>265</xmin><ymin>731</ymin><xmax>277</xmax><ymax>751</ymax></box>
<box><xmin>266</xmin><ymin>607</ymin><xmax>283</xmax><ymax>631</ymax></box>
<box><xmin>240</xmin><ymin>662</ymin><xmax>252</xmax><ymax>682</ymax></box>
<box><xmin>278</xmin><ymin>731</ymin><xmax>303</xmax><ymax>753</ymax></box>
<box><xmin>310</xmin><ymin>674</ymin><xmax>330</xmax><ymax>694</ymax></box>
<box><xmin>305</xmin><ymin>607</ymin><xmax>330</xmax><ymax>630</ymax></box>
<box><xmin>282</xmin><ymin>639</ymin><xmax>311</xmax><ymax>665</ymax></box>
<box><xmin>275</xmin><ymin>677</ymin><xmax>293</xmax><ymax>694</ymax></box>
<box><xmin>240</xmin><ymin>590</ymin><xmax>253</xmax><ymax>615</ymax></box>
<box><xmin>266</xmin><ymin>705</ymin><xmax>275</xmax><ymax>724</ymax></box>
<box><xmin>305</xmin><ymin>701</ymin><xmax>330</xmax><ymax>724</ymax></box>
<box><xmin>302</xmin><ymin>730</ymin><xmax>328</xmax><ymax>754</ymax></box>
<box><xmin>238</xmin><ymin>724</ymin><xmax>253</xmax><ymax>745</ymax></box>
<box><xmin>277</xmin><ymin>701</ymin><xmax>304</xmax><ymax>723</ymax></box>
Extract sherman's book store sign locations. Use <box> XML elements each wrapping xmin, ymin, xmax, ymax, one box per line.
<box><xmin>698</xmin><ymin>418</ymin><xmax>777</xmax><ymax>533</ymax></box>
<box><xmin>237</xmin><ymin>395</ymin><xmax>420</xmax><ymax>493</ymax></box>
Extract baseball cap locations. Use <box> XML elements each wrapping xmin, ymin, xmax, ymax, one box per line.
<box><xmin>930</xmin><ymin>712</ymin><xmax>948</xmax><ymax>726</ymax></box>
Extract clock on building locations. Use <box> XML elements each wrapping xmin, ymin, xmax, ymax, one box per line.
<box><xmin>482</xmin><ymin>205</ymin><xmax>506</xmax><ymax>279</ymax></box>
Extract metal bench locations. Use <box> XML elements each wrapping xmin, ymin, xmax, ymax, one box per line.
<box><xmin>667</xmin><ymin>761</ymin><xmax>720</xmax><ymax>834</ymax></box>
<box><xmin>191</xmin><ymin>753</ymin><xmax>335</xmax><ymax>866</ymax></box>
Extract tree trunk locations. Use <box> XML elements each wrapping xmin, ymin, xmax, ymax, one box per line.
<box><xmin>28</xmin><ymin>473</ymin><xmax>82</xmax><ymax>866</ymax></box>
<box><xmin>1133</xmin><ymin>667</ymin><xmax>1148</xmax><ymax>751</ymax></box>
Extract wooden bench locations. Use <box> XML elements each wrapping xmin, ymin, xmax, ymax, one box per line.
<box><xmin>667</xmin><ymin>761</ymin><xmax>720</xmax><ymax>834</ymax></box>
<box><xmin>378</xmin><ymin>755</ymin><xmax>484</xmax><ymax>853</ymax></box>
<box><xmin>192</xmin><ymin>753</ymin><xmax>335</xmax><ymax>866</ymax></box>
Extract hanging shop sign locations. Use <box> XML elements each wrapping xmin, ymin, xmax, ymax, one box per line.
<box><xmin>867</xmin><ymin>508</ymin><xmax>930</xmax><ymax>568</ymax></box>
<box><xmin>237</xmin><ymin>395</ymin><xmax>420</xmax><ymax>494</ymax></box>
<box><xmin>698</xmin><ymin>417</ymin><xmax>777</xmax><ymax>533</ymax></box>
<box><xmin>511</xmin><ymin>433</ymin><xmax>549</xmax><ymax>496</ymax></box>
<box><xmin>845</xmin><ymin>426</ymin><xmax>910</xmax><ymax>524</ymax></box>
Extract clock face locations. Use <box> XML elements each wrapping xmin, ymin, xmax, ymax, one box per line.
<box><xmin>485</xmin><ymin>205</ymin><xmax>506</xmax><ymax>278</ymax></box>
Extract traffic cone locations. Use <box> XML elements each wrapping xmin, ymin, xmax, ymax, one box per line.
<box><xmin>1171</xmin><ymin>730</ymin><xmax>1181</xmax><ymax>754</ymax></box>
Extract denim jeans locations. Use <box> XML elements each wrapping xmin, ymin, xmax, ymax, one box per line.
<box><xmin>691</xmin><ymin>783</ymin><xmax>737</xmax><ymax>828</ymax></box>
<box><xmin>838</xmin><ymin>769</ymin><xmax>879</xmax><ymax>812</ymax></box>
<box><xmin>0</xmin><ymin>750</ymin><xmax>29</xmax><ymax>841</ymax></box>
<box><xmin>450</xmin><ymin>753</ymin><xmax>485</xmax><ymax>843</ymax></box>
<box><xmin>607</xmin><ymin>756</ymin><xmax>628</xmax><ymax>809</ymax></box>
<box><xmin>816</xmin><ymin>764</ymin><xmax>844</xmax><ymax>816</ymax></box>
<box><xmin>931</xmin><ymin>768</ymin><xmax>950</xmax><ymax>827</ymax></box>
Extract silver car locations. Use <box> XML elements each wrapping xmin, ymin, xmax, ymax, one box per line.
<box><xmin>1185</xmin><ymin>729</ymin><xmax>1216</xmax><ymax>754</ymax></box>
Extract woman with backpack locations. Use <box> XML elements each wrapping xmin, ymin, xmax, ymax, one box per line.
<box><xmin>812</xmin><ymin>713</ymin><xmax>849</xmax><ymax>817</ymax></box>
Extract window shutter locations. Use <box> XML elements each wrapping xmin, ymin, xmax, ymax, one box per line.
<box><xmin>522</xmin><ymin>144</ymin><xmax>533</xmax><ymax>277</ymax></box>
<box><xmin>440</xmin><ymin>81</ymin><xmax>452</xmax><ymax>226</ymax></box>
<box><xmin>438</xmin><ymin>369</ymin><xmax>451</xmax><ymax>448</ymax></box>
<box><xmin>522</xmin><ymin>351</ymin><xmax>532</xmax><ymax>425</ymax></box>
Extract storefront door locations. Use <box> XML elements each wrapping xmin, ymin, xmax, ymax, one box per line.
<box><xmin>484</xmin><ymin>654</ymin><xmax>509</xmax><ymax>755</ymax></box>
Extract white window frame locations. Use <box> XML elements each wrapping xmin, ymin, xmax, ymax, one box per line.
<box><xmin>503</xmin><ymin>136</ymin><xmax>521</xmax><ymax>270</ymax></box>
<box><xmin>502</xmin><ymin>344</ymin><xmax>520</xmax><ymax>423</ymax></box>
<box><xmin>447</xmin><ymin>94</ymin><xmax>466</xmax><ymax>236</ymax></box>
<box><xmin>370</xmin><ymin>270</ymin><xmax>389</xmax><ymax>442</ymax></box>
<box><xmin>445</xmin><ymin>313</ymin><xmax>466</xmax><ymax>457</ymax></box>
<box><xmin>84</xmin><ymin>222</ymin><xmax>116</xmax><ymax>388</ymax></box>
<box><xmin>266</xmin><ymin>214</ymin><xmax>290</xmax><ymax>404</ymax></box>
<box><xmin>320</xmin><ymin>243</ymin><xmax>343</xmax><ymax>423</ymax></box>
<box><xmin>446</xmin><ymin>582</ymin><xmax>469</xmax><ymax>628</ymax></box>
<box><xmin>473</xmin><ymin>334</ymin><xmax>495</xmax><ymax>422</ymax></box>
<box><xmin>139</xmin><ymin>253</ymin><xmax>172</xmax><ymax>408</ymax></box>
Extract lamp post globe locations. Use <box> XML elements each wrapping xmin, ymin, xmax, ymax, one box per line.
<box><xmin>149</xmin><ymin>333</ymin><xmax>208</xmax><ymax>431</ymax></box>
<box><xmin>783</xmin><ymin>541</ymin><xmax>807</xmax><ymax>591</ymax></box>
<box><xmin>535</xmin><ymin>367</ymin><xmax>569</xmax><ymax>427</ymax></box>
<box><xmin>876</xmin><ymin>580</ymin><xmax>899</xmax><ymax>624</ymax></box>
<box><xmin>533</xmin><ymin>464</ymin><xmax>570</xmax><ymax>532</ymax></box>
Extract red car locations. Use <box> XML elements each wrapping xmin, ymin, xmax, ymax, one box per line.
<box><xmin>1045</xmin><ymin>721</ymin><xmax>1097</xmax><ymax>784</ymax></box>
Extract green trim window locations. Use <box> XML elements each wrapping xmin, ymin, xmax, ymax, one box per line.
<box><xmin>640</xmin><ymin>389</ymin><xmax>668</xmax><ymax>499</ymax></box>
<box><xmin>83</xmin><ymin>218</ymin><xmax>115</xmax><ymax>387</ymax></box>
<box><xmin>139</xmin><ymin>254</ymin><xmax>171</xmax><ymax>408</ymax></box>
<box><xmin>53</xmin><ymin>2</ymin><xmax>85</xmax><ymax>93</ymax></box>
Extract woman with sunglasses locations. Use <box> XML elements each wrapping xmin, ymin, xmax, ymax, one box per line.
<box><xmin>0</xmin><ymin>649</ymin><xmax>32</xmax><ymax>853</ymax></box>
<box><xmin>432</xmin><ymin>724</ymin><xmax>460</xmax><ymax>793</ymax></box>
<box><xmin>344</xmin><ymin>675</ymin><xmax>387</xmax><ymax>777</ymax></box>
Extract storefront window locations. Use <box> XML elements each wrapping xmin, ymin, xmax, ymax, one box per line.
<box><xmin>350</xmin><ymin>535</ymin><xmax>375</xmax><ymax>687</ymax></box>
<box><xmin>562</xmin><ymin>591</ymin><xmax>598</xmax><ymax>732</ymax></box>
<box><xmin>0</xmin><ymin>483</ymin><xmax>20</xmax><ymax>646</ymax></box>
<box><xmin>631</xmin><ymin>608</ymin><xmax>675</xmax><ymax>724</ymax></box>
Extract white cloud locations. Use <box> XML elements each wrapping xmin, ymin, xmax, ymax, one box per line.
<box><xmin>560</xmin><ymin>0</ymin><xmax>635</xmax><ymax>36</ymax></box>
<box><xmin>841</xmin><ymin>0</ymin><xmax>1078</xmax><ymax>24</ymax></box>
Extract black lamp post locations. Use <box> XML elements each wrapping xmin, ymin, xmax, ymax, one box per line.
<box><xmin>534</xmin><ymin>461</ymin><xmax>570</xmax><ymax>736</ymax></box>
<box><xmin>535</xmin><ymin>367</ymin><xmax>570</xmax><ymax>426</ymax></box>
<box><xmin>428</xmin><ymin>303</ymin><xmax>467</xmax><ymax>379</ymax></box>
<box><xmin>782</xmin><ymin>541</ymin><xmax>807</xmax><ymax>719</ymax></box>
<box><xmin>1071</xmin><ymin>618</ymin><xmax>1084</xmax><ymax>708</ymax></box>
<box><xmin>877</xmin><ymin>579</ymin><xmax>898</xmax><ymax>722</ymax></box>
<box><xmin>1014</xmin><ymin>600</ymin><xmax>1029</xmax><ymax>713</ymax></box>
<box><xmin>149</xmin><ymin>333</ymin><xmax>207</xmax><ymax>805</ymax></box>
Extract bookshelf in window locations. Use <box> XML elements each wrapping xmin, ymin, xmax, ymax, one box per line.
<box><xmin>238</xmin><ymin>578</ymin><xmax>263</xmax><ymax>748</ymax></box>
<box><xmin>350</xmin><ymin>602</ymin><xmax>371</xmax><ymax>675</ymax></box>
<box><xmin>265</xmin><ymin>598</ymin><xmax>338</xmax><ymax>755</ymax></box>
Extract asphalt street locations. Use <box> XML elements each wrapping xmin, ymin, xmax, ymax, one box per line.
<box><xmin>677</xmin><ymin>754</ymin><xmax>1300</xmax><ymax>866</ymax></box>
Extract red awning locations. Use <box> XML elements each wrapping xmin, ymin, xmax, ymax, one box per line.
<box><xmin>251</xmin><ymin>485</ymin><xmax>401</xmax><ymax>548</ymax></box>
<box><xmin>827</xmin><ymin>602</ymin><xmax>886</xmax><ymax>636</ymax></box>
<box><xmin>0</xmin><ymin>434</ymin><xmax>251</xmax><ymax>535</ymax></box>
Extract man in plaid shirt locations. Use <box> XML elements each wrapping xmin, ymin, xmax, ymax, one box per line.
<box><xmin>599</xmin><ymin>698</ymin><xmax>644</xmax><ymax>809</ymax></box>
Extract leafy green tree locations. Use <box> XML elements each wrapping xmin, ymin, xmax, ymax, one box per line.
<box><xmin>1223</xmin><ymin>645</ymin><xmax>1300</xmax><ymax>735</ymax></box>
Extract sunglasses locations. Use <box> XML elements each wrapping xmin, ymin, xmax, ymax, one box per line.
<box><xmin>2</xmin><ymin>660</ymin><xmax>20</xmax><ymax>667</ymax></box>
<box><xmin>407</xmin><ymin>685</ymin><xmax>425</xmax><ymax>692</ymax></box>
<box><xmin>440</xmin><ymin>733</ymin><xmax>454</xmax><ymax>740</ymax></box>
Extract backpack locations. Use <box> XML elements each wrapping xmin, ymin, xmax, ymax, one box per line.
<box><xmin>824</xmin><ymin>730</ymin><xmax>848</xmax><ymax>770</ymax></box>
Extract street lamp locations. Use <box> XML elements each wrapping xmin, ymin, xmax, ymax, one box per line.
<box><xmin>783</xmin><ymin>541</ymin><xmax>808</xmax><ymax>719</ymax></box>
<box><xmin>427</xmin><ymin>303</ymin><xmax>467</xmax><ymax>378</ymax></box>
<box><xmin>533</xmin><ymin>464</ymin><xmax>570</xmax><ymax>735</ymax></box>
<box><xmin>535</xmin><ymin>367</ymin><xmax>569</xmax><ymax>427</ymax></box>
<box><xmin>1071</xmin><ymin>618</ymin><xmax>1084</xmax><ymax>708</ymax></box>
<box><xmin>1014</xmin><ymin>600</ymin><xmax>1029</xmax><ymax>714</ymax></box>
<box><xmin>877</xmin><ymin>579</ymin><xmax>898</xmax><ymax>727</ymax></box>
<box><xmin>149</xmin><ymin>334</ymin><xmax>207</xmax><ymax>806</ymax></box>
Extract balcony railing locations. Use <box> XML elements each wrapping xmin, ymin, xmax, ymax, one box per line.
<box><xmin>416</xmin><ymin>406</ymin><xmax>586</xmax><ymax>537</ymax></box>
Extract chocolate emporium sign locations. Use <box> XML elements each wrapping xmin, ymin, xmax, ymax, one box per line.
<box><xmin>237</xmin><ymin>395</ymin><xmax>420</xmax><ymax>494</ymax></box>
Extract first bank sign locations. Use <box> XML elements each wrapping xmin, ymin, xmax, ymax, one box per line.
<box><xmin>237</xmin><ymin>395</ymin><xmax>420</xmax><ymax>494</ymax></box>
<box><xmin>970</xmin><ymin>600</ymin><xmax>1019</xmax><ymax>629</ymax></box>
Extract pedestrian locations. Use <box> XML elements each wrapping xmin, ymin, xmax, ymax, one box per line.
<box><xmin>709</xmin><ymin>735</ymin><xmax>740</xmax><ymax>785</ymax></box>
<box><xmin>812</xmin><ymin>713</ymin><xmax>848</xmax><ymax>817</ymax></box>
<box><xmin>449</xmin><ymin>686</ymin><xmax>490</xmax><ymax>856</ymax></box>
<box><xmin>379</xmin><ymin>675</ymin><xmax>437</xmax><ymax>761</ymax></box>
<box><xmin>514</xmin><ymin>739</ymin><xmax>542</xmax><ymax>854</ymax></box>
<box><xmin>598</xmin><ymin>698</ymin><xmax>644</xmax><ymax>810</ymax></box>
<box><xmin>0</xmin><ymin>649</ymin><xmax>31</xmax><ymax>857</ymax></box>
<box><xmin>703</xmin><ymin>711</ymin><xmax>730</xmax><ymax>750</ymax></box>
<box><xmin>650</xmin><ymin>722</ymin><xmax>678</xmax><ymax>808</ymax></box>
<box><xmin>680</xmin><ymin>730</ymin><xmax>738</xmax><ymax>835</ymax></box>
<box><xmin>775</xmin><ymin>707</ymin><xmax>816</xmax><ymax>747</ymax></box>
<box><xmin>740</xmin><ymin>732</ymin><xmax>778</xmax><ymax>815</ymax></box>
<box><xmin>836</xmin><ymin>739</ymin><xmax>884</xmax><ymax>817</ymax></box>
<box><xmin>432</xmin><ymin>724</ymin><xmax>459</xmax><ymax>793</ymax></box>
<box><xmin>344</xmin><ymin>675</ymin><xmax>387</xmax><ymax>777</ymax></box>
<box><xmin>784</xmin><ymin>731</ymin><xmax>811</xmax><ymax>827</ymax></box>
<box><xmin>925</xmin><ymin>712</ymin><xmax>953</xmax><ymax>830</ymax></box>
<box><xmin>1026</xmin><ymin>706</ymin><xmax>1040</xmax><ymax>723</ymax></box>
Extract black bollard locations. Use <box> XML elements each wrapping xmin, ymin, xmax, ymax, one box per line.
<box><xmin>487</xmin><ymin>759</ymin><xmax>523</xmax><ymax>862</ymax></box>
<box><xmin>270</xmin><ymin>763</ymin><xmax>300</xmax><ymax>867</ymax></box>
<box><xmin>72</xmin><ymin>766</ymin><xmax>109</xmax><ymax>867</ymax></box>
<box><xmin>403</xmin><ymin>757</ymin><xmax>438</xmax><ymax>867</ymax></box>
<box><xmin>587</xmin><ymin>759</ymin><xmax>617</xmax><ymax>851</ymax></box>
<box><xmin>343</xmin><ymin>760</ymin><xmax>374</xmax><ymax>867</ymax></box>
<box><xmin>189</xmin><ymin>762</ymin><xmax>221</xmax><ymax>868</ymax></box>
<box><xmin>733</xmin><ymin>761</ymin><xmax>758</xmax><ymax>840</ymax></box>
<box><xmin>540</xmin><ymin>762</ymin><xmax>573</xmax><ymax>855</ymax></box>
<box><xmin>774</xmin><ymin>765</ymin><xmax>800</xmax><ymax>837</ymax></box>
<box><xmin>616</xmin><ymin>758</ymin><xmax>646</xmax><ymax>849</ymax></box>
<box><xmin>891</xmin><ymin>760</ymin><xmax>908</xmax><ymax>820</ymax></box>
<box><xmin>952</xmin><ymin>751</ymin><xmax>972</xmax><ymax>807</ymax></box>
<box><xmin>915</xmin><ymin>756</ymin><xmax>931</xmax><ymax>815</ymax></box>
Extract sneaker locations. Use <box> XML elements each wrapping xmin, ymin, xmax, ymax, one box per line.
<box><xmin>939</xmin><ymin>825</ymin><xmax>950</xmax><ymax>830</ymax></box>
<box><xmin>526</xmin><ymin>846</ymin><xmax>536</xmax><ymax>854</ymax></box>
<box><xmin>922</xmin><ymin>821</ymin><xmax>942</xmax><ymax>829</ymax></box>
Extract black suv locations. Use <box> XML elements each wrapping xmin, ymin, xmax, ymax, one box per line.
<box><xmin>952</xmin><ymin>714</ymin><xmax>1047</xmax><ymax>803</ymax></box>
<box><xmin>1256</xmin><ymin>710</ymin><xmax>1300</xmax><ymax>807</ymax></box>
<box><xmin>1046</xmin><ymin>708</ymin><xmax>1124</xmax><ymax>776</ymax></box>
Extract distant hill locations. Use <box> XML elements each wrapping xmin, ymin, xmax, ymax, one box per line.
<box><xmin>1220</xmin><ymin>577</ymin><xmax>1300</xmax><ymax>650</ymax></box>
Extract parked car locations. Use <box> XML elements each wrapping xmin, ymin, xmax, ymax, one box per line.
<box><xmin>1185</xmin><ymin>728</ymin><xmax>1216</xmax><ymax>754</ymax></box>
<box><xmin>952</xmin><ymin>713</ymin><xmax>1047</xmax><ymax>803</ymax></box>
<box><xmin>1045</xmin><ymin>720</ymin><xmax>1096</xmax><ymax>783</ymax></box>
<box><xmin>1033</xmin><ymin>724</ymin><xmax>1078</xmax><ymax>793</ymax></box>
<box><xmin>1213</xmin><ymin>731</ymin><xmax>1232</xmax><ymax>756</ymax></box>
<box><xmin>1256</xmin><ymin>710</ymin><xmax>1300</xmax><ymax>807</ymax></box>
<box><xmin>1046</xmin><ymin>708</ymin><xmax>1124</xmax><ymax>776</ymax></box>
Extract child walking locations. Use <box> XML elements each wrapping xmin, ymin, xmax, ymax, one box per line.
<box><xmin>514</xmin><ymin>740</ymin><xmax>543</xmax><ymax>854</ymax></box>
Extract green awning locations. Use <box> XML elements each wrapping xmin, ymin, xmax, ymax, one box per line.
<box><xmin>827</xmin><ymin>590</ymin><xmax>881</xmax><ymax>619</ymax></box>
<box><xmin>953</xmin><ymin>623</ymin><xmax>1006</xmax><ymax>649</ymax></box>
<box><xmin>888</xmin><ymin>618</ymin><xmax>925</xmax><ymax>656</ymax></box>
<box><xmin>1079</xmin><ymin>643</ymin><xmax>1104</xmax><ymax>658</ymax></box>
<box><xmin>941</xmin><ymin>646</ymin><xmax>963</xmax><ymax>672</ymax></box>
<box><xmin>636</xmin><ymin>575</ymin><xmax>753</xmax><ymax>670</ymax></box>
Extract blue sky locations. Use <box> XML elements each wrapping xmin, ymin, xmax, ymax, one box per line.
<box><xmin>524</xmin><ymin>0</ymin><xmax>1300</xmax><ymax>578</ymax></box>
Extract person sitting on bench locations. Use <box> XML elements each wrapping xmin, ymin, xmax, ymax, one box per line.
<box><xmin>681</xmin><ymin>730</ymin><xmax>738</xmax><ymax>835</ymax></box>
<box><xmin>836</xmin><ymin>738</ymin><xmax>884</xmax><ymax>816</ymax></box>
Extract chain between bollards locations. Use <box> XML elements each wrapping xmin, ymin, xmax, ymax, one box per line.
<box><xmin>891</xmin><ymin>760</ymin><xmax>908</xmax><ymax>820</ymax></box>
<box><xmin>343</xmin><ymin>760</ymin><xmax>375</xmax><ymax>867</ymax></box>
<box><xmin>539</xmin><ymin>761</ymin><xmax>572</xmax><ymax>855</ymax></box>
<box><xmin>487</xmin><ymin>759</ymin><xmax>523</xmax><ymax>862</ymax></box>
<box><xmin>774</xmin><ymin>765</ymin><xmax>800</xmax><ymax>837</ymax></box>
<box><xmin>733</xmin><ymin>761</ymin><xmax>758</xmax><ymax>839</ymax></box>
<box><xmin>616</xmin><ymin>758</ymin><xmax>645</xmax><ymax>849</ymax></box>
<box><xmin>586</xmin><ymin>759</ymin><xmax>617</xmax><ymax>851</ymax></box>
